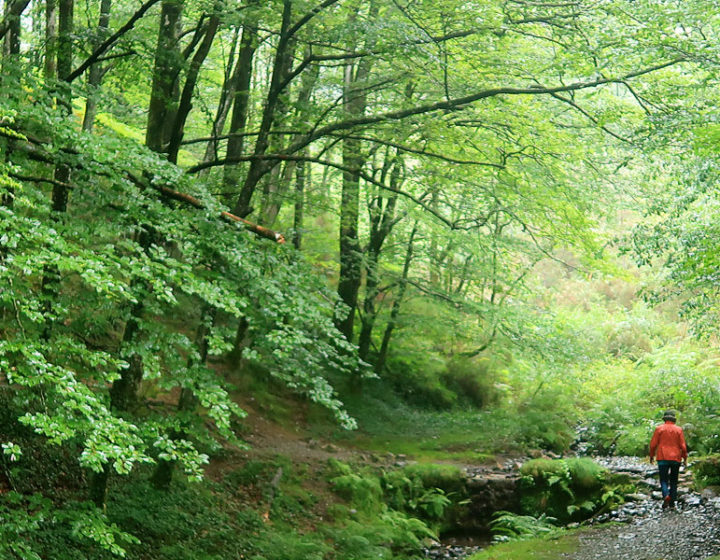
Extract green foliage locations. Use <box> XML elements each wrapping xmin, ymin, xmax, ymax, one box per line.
<box><xmin>442</xmin><ymin>357</ymin><xmax>499</xmax><ymax>408</ymax></box>
<box><xmin>690</xmin><ymin>455</ymin><xmax>720</xmax><ymax>489</ymax></box>
<box><xmin>490</xmin><ymin>511</ymin><xmax>558</xmax><ymax>542</ymax></box>
<box><xmin>330</xmin><ymin>471</ymin><xmax>384</xmax><ymax>515</ymax></box>
<box><xmin>519</xmin><ymin>458</ymin><xmax>610</xmax><ymax>522</ymax></box>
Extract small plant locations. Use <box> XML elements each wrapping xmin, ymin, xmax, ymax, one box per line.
<box><xmin>490</xmin><ymin>511</ymin><xmax>558</xmax><ymax>542</ymax></box>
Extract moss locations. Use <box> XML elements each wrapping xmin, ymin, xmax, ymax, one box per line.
<box><xmin>468</xmin><ymin>531</ymin><xmax>579</xmax><ymax>559</ymax></box>
<box><xmin>401</xmin><ymin>463</ymin><xmax>466</xmax><ymax>494</ymax></box>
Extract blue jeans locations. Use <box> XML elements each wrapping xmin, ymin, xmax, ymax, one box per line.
<box><xmin>658</xmin><ymin>460</ymin><xmax>681</xmax><ymax>502</ymax></box>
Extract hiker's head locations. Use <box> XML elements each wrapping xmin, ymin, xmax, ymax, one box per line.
<box><xmin>662</xmin><ymin>410</ymin><xmax>677</xmax><ymax>422</ymax></box>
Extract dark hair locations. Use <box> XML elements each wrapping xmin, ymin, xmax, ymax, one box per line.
<box><xmin>662</xmin><ymin>410</ymin><xmax>677</xmax><ymax>422</ymax></box>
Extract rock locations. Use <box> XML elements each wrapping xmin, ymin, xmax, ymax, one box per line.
<box><xmin>709</xmin><ymin>497</ymin><xmax>720</xmax><ymax>510</ymax></box>
<box><xmin>701</xmin><ymin>486</ymin><xmax>720</xmax><ymax>499</ymax></box>
<box><xmin>651</xmin><ymin>491</ymin><xmax>663</xmax><ymax>500</ymax></box>
<box><xmin>626</xmin><ymin>493</ymin><xmax>650</xmax><ymax>502</ymax></box>
<box><xmin>683</xmin><ymin>494</ymin><xmax>702</xmax><ymax>507</ymax></box>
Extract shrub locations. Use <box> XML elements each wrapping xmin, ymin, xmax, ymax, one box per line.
<box><xmin>330</xmin><ymin>473</ymin><xmax>384</xmax><ymax>515</ymax></box>
<box><xmin>519</xmin><ymin>458</ymin><xmax>610</xmax><ymax>522</ymax></box>
<box><xmin>441</xmin><ymin>357</ymin><xmax>498</xmax><ymax>408</ymax></box>
<box><xmin>691</xmin><ymin>454</ymin><xmax>720</xmax><ymax>489</ymax></box>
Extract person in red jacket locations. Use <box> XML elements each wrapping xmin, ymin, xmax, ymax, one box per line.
<box><xmin>649</xmin><ymin>410</ymin><xmax>688</xmax><ymax>509</ymax></box>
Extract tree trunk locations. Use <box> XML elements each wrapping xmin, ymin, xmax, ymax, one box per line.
<box><xmin>82</xmin><ymin>0</ymin><xmax>112</xmax><ymax>132</ymax></box>
<box><xmin>201</xmin><ymin>25</ymin><xmax>239</xmax><ymax>170</ymax></box>
<box><xmin>41</xmin><ymin>0</ymin><xmax>73</xmax><ymax>341</ymax></box>
<box><xmin>2</xmin><ymin>0</ymin><xmax>24</xmax><ymax>55</ymax></box>
<box><xmin>292</xmin><ymin>155</ymin><xmax>307</xmax><ymax>250</ymax></box>
<box><xmin>221</xmin><ymin>22</ymin><xmax>258</xmax><ymax>203</ymax></box>
<box><xmin>259</xmin><ymin>46</ymin><xmax>317</xmax><ymax>228</ymax></box>
<box><xmin>44</xmin><ymin>0</ymin><xmax>57</xmax><ymax>80</ymax></box>
<box><xmin>151</xmin><ymin>307</ymin><xmax>213</xmax><ymax>489</ymax></box>
<box><xmin>145</xmin><ymin>0</ymin><xmax>183</xmax><ymax>153</ymax></box>
<box><xmin>357</xmin><ymin>159</ymin><xmax>399</xmax><ymax>361</ymax></box>
<box><xmin>167</xmin><ymin>7</ymin><xmax>221</xmax><ymax>163</ymax></box>
<box><xmin>232</xmin><ymin>0</ymin><xmax>292</xmax><ymax>217</ymax></box>
<box><xmin>375</xmin><ymin>223</ymin><xmax>417</xmax><ymax>374</ymax></box>
<box><xmin>335</xmin><ymin>1</ymin><xmax>378</xmax><ymax>342</ymax></box>
<box><xmin>229</xmin><ymin>316</ymin><xmax>249</xmax><ymax>364</ymax></box>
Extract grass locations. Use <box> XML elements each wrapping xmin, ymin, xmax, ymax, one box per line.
<box><xmin>307</xmin><ymin>388</ymin><xmax>521</xmax><ymax>461</ymax></box>
<box><xmin>467</xmin><ymin>531</ymin><xmax>581</xmax><ymax>559</ymax></box>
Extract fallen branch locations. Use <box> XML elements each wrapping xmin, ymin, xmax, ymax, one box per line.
<box><xmin>148</xmin><ymin>181</ymin><xmax>286</xmax><ymax>244</ymax></box>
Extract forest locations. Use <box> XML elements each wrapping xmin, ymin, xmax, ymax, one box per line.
<box><xmin>3</xmin><ymin>0</ymin><xmax>720</xmax><ymax>558</ymax></box>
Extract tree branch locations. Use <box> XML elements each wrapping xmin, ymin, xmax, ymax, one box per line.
<box><xmin>0</xmin><ymin>0</ymin><xmax>30</xmax><ymax>42</ymax></box>
<box><xmin>67</xmin><ymin>0</ymin><xmax>162</xmax><ymax>83</ymax></box>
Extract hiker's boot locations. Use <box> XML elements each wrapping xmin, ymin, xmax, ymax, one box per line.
<box><xmin>662</xmin><ymin>496</ymin><xmax>671</xmax><ymax>509</ymax></box>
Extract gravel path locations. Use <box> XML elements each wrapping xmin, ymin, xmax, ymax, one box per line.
<box><xmin>567</xmin><ymin>506</ymin><xmax>720</xmax><ymax>560</ymax></box>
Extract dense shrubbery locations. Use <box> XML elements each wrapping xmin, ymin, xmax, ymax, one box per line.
<box><xmin>518</xmin><ymin>458</ymin><xmax>631</xmax><ymax>522</ymax></box>
<box><xmin>327</xmin><ymin>458</ymin><xmax>468</xmax><ymax>539</ymax></box>
<box><xmin>690</xmin><ymin>455</ymin><xmax>720</xmax><ymax>490</ymax></box>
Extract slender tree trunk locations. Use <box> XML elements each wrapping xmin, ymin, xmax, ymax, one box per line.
<box><xmin>260</xmin><ymin>46</ymin><xmax>318</xmax><ymax>228</ymax></box>
<box><xmin>2</xmin><ymin>0</ymin><xmax>24</xmax><ymax>55</ymax></box>
<box><xmin>257</xmin><ymin>37</ymin><xmax>299</xmax><ymax>226</ymax></box>
<box><xmin>229</xmin><ymin>316</ymin><xmax>249</xmax><ymax>364</ymax></box>
<box><xmin>357</xmin><ymin>170</ymin><xmax>398</xmax><ymax>360</ymax></box>
<box><xmin>167</xmin><ymin>6</ymin><xmax>221</xmax><ymax>163</ymax></box>
<box><xmin>221</xmin><ymin>22</ymin><xmax>258</xmax><ymax>202</ymax></box>
<box><xmin>335</xmin><ymin>1</ymin><xmax>378</xmax><ymax>342</ymax></box>
<box><xmin>89</xmin><ymin>231</ymin><xmax>150</xmax><ymax>509</ymax></box>
<box><xmin>151</xmin><ymin>307</ymin><xmax>213</xmax><ymax>489</ymax></box>
<box><xmin>44</xmin><ymin>0</ymin><xmax>57</xmax><ymax>80</ymax></box>
<box><xmin>39</xmin><ymin>0</ymin><xmax>71</xmax><ymax>342</ymax></box>
<box><xmin>232</xmin><ymin>0</ymin><xmax>292</xmax><ymax>217</ymax></box>
<box><xmin>145</xmin><ymin>0</ymin><xmax>183</xmax><ymax>153</ymax></box>
<box><xmin>51</xmin><ymin>0</ymin><xmax>73</xmax><ymax>213</ymax></box>
<box><xmin>82</xmin><ymin>0</ymin><xmax>112</xmax><ymax>132</ymax></box>
<box><xmin>375</xmin><ymin>223</ymin><xmax>417</xmax><ymax>374</ymax></box>
<box><xmin>201</xmin><ymin>25</ymin><xmax>239</xmax><ymax>170</ymax></box>
<box><xmin>292</xmin><ymin>155</ymin><xmax>306</xmax><ymax>249</ymax></box>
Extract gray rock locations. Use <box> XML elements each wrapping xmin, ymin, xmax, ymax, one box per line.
<box><xmin>626</xmin><ymin>493</ymin><xmax>650</xmax><ymax>502</ymax></box>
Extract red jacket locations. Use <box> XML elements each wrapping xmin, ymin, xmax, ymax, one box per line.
<box><xmin>649</xmin><ymin>421</ymin><xmax>687</xmax><ymax>462</ymax></box>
